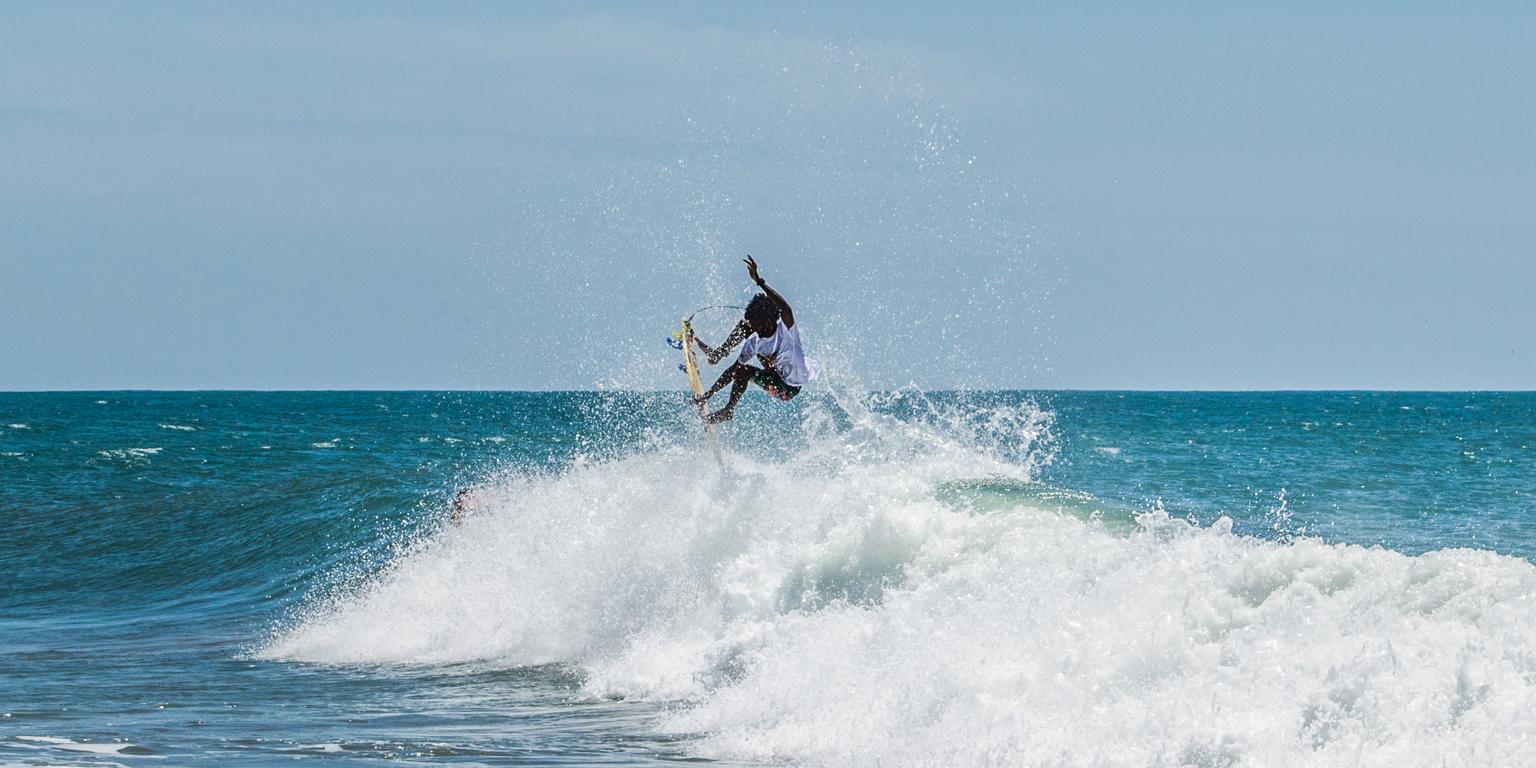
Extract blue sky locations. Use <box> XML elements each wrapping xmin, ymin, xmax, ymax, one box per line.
<box><xmin>2</xmin><ymin>2</ymin><xmax>1532</xmax><ymax>390</ymax></box>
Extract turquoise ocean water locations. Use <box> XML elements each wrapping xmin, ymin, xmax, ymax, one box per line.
<box><xmin>2</xmin><ymin>391</ymin><xmax>1534</xmax><ymax>766</ymax></box>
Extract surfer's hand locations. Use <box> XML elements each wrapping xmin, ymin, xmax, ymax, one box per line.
<box><xmin>744</xmin><ymin>255</ymin><xmax>762</xmax><ymax>285</ymax></box>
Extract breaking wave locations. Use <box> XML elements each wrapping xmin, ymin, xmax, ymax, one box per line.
<box><xmin>263</xmin><ymin>395</ymin><xmax>1536</xmax><ymax>767</ymax></box>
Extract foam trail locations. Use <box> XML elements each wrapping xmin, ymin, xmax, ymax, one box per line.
<box><xmin>265</xmin><ymin>397</ymin><xmax>1536</xmax><ymax>767</ymax></box>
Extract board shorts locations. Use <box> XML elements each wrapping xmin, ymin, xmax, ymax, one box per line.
<box><xmin>750</xmin><ymin>365</ymin><xmax>801</xmax><ymax>401</ymax></box>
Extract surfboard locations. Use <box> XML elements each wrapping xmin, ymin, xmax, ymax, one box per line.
<box><xmin>680</xmin><ymin>319</ymin><xmax>725</xmax><ymax>464</ymax></box>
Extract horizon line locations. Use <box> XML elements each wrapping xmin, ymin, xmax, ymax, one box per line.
<box><xmin>3</xmin><ymin>388</ymin><xmax>1534</xmax><ymax>395</ymax></box>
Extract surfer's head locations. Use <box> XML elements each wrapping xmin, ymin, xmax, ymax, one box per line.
<box><xmin>745</xmin><ymin>294</ymin><xmax>779</xmax><ymax>337</ymax></box>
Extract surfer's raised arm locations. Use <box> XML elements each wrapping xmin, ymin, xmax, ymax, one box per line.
<box><xmin>744</xmin><ymin>255</ymin><xmax>794</xmax><ymax>328</ymax></box>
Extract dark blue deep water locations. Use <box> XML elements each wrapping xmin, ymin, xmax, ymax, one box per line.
<box><xmin>2</xmin><ymin>392</ymin><xmax>1534</xmax><ymax>765</ymax></box>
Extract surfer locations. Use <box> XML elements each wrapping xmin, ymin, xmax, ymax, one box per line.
<box><xmin>451</xmin><ymin>487</ymin><xmax>478</xmax><ymax>524</ymax></box>
<box><xmin>692</xmin><ymin>256</ymin><xmax>820</xmax><ymax>423</ymax></box>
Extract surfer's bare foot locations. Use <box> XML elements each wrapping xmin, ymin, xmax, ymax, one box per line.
<box><xmin>704</xmin><ymin>409</ymin><xmax>734</xmax><ymax>424</ymax></box>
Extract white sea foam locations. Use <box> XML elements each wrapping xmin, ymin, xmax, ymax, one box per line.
<box><xmin>265</xmin><ymin>398</ymin><xmax>1536</xmax><ymax>767</ymax></box>
<box><xmin>286</xmin><ymin>743</ymin><xmax>344</xmax><ymax>753</ymax></box>
<box><xmin>7</xmin><ymin>423</ymin><xmax>28</xmax><ymax>429</ymax></box>
<box><xmin>158</xmin><ymin>423</ymin><xmax>197</xmax><ymax>431</ymax></box>
<box><xmin>96</xmin><ymin>448</ymin><xmax>161</xmax><ymax>465</ymax></box>
<box><xmin>13</xmin><ymin>736</ymin><xmax>156</xmax><ymax>759</ymax></box>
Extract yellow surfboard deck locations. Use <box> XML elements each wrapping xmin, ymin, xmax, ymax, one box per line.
<box><xmin>681</xmin><ymin>319</ymin><xmax>724</xmax><ymax>464</ymax></box>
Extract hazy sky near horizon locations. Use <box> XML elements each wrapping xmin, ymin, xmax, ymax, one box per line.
<box><xmin>3</xmin><ymin>2</ymin><xmax>1532</xmax><ymax>390</ymax></box>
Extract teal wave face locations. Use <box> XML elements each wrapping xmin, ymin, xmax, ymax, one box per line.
<box><xmin>934</xmin><ymin>476</ymin><xmax>1102</xmax><ymax>516</ymax></box>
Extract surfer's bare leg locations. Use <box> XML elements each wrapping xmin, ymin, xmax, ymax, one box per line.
<box><xmin>701</xmin><ymin>364</ymin><xmax>756</xmax><ymax>422</ymax></box>
<box><xmin>696</xmin><ymin>362</ymin><xmax>746</xmax><ymax>403</ymax></box>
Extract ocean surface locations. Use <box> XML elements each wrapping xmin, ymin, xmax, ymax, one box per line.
<box><xmin>2</xmin><ymin>390</ymin><xmax>1534</xmax><ymax>766</ymax></box>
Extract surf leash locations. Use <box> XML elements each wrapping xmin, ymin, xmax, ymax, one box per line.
<box><xmin>668</xmin><ymin>305</ymin><xmax>741</xmax><ymax>360</ymax></box>
<box><xmin>667</xmin><ymin>305</ymin><xmax>745</xmax><ymax>374</ymax></box>
<box><xmin>685</xmin><ymin>304</ymin><xmax>743</xmax><ymax>322</ymax></box>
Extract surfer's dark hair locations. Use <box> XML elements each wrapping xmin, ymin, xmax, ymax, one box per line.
<box><xmin>745</xmin><ymin>293</ymin><xmax>779</xmax><ymax>327</ymax></box>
